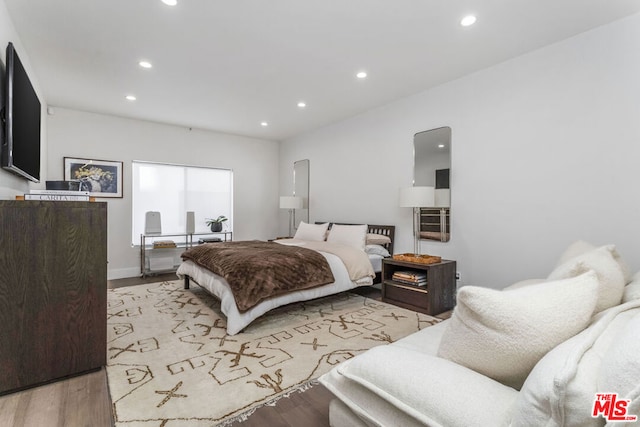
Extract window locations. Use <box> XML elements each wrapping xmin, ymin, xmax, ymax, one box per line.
<box><xmin>132</xmin><ymin>161</ymin><xmax>233</xmax><ymax>244</ymax></box>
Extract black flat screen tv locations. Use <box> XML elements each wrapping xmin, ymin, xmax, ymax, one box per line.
<box><xmin>1</xmin><ymin>42</ymin><xmax>41</xmax><ymax>183</ymax></box>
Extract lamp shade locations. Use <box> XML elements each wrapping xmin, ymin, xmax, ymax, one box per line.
<box><xmin>399</xmin><ymin>186</ymin><xmax>434</xmax><ymax>208</ymax></box>
<box><xmin>280</xmin><ymin>196</ymin><xmax>303</xmax><ymax>209</ymax></box>
<box><xmin>434</xmin><ymin>189</ymin><xmax>450</xmax><ymax>207</ymax></box>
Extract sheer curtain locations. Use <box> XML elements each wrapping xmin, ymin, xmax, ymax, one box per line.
<box><xmin>132</xmin><ymin>161</ymin><xmax>233</xmax><ymax>245</ymax></box>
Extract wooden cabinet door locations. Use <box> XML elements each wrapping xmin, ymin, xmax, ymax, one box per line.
<box><xmin>0</xmin><ymin>201</ymin><xmax>107</xmax><ymax>394</ymax></box>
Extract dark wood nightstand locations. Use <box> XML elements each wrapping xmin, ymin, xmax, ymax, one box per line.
<box><xmin>381</xmin><ymin>258</ymin><xmax>456</xmax><ymax>315</ymax></box>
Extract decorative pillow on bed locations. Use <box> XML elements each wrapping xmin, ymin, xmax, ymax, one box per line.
<box><xmin>366</xmin><ymin>233</ymin><xmax>391</xmax><ymax>246</ymax></box>
<box><xmin>365</xmin><ymin>244</ymin><xmax>391</xmax><ymax>258</ymax></box>
<box><xmin>293</xmin><ymin>221</ymin><xmax>329</xmax><ymax>241</ymax></box>
<box><xmin>327</xmin><ymin>224</ymin><xmax>368</xmax><ymax>251</ymax></box>
<box><xmin>437</xmin><ymin>271</ymin><xmax>600</xmax><ymax>390</ymax></box>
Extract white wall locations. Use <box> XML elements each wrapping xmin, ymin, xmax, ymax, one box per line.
<box><xmin>280</xmin><ymin>13</ymin><xmax>640</xmax><ymax>289</ymax></box>
<box><xmin>0</xmin><ymin>0</ymin><xmax>47</xmax><ymax>197</ymax></box>
<box><xmin>47</xmin><ymin>108</ymin><xmax>280</xmax><ymax>279</ymax></box>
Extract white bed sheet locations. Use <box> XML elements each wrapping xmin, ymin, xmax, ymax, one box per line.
<box><xmin>176</xmin><ymin>251</ymin><xmax>373</xmax><ymax>335</ymax></box>
<box><xmin>369</xmin><ymin>254</ymin><xmax>384</xmax><ymax>273</ymax></box>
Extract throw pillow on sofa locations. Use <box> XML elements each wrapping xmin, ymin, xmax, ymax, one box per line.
<box><xmin>623</xmin><ymin>272</ymin><xmax>640</xmax><ymax>303</ymax></box>
<box><xmin>555</xmin><ymin>240</ymin><xmax>597</xmax><ymax>266</ymax></box>
<box><xmin>555</xmin><ymin>240</ymin><xmax>632</xmax><ymax>284</ymax></box>
<box><xmin>548</xmin><ymin>245</ymin><xmax>626</xmax><ymax>313</ymax></box>
<box><xmin>599</xmin><ymin>309</ymin><xmax>640</xmax><ymax>422</ymax></box>
<box><xmin>437</xmin><ymin>271</ymin><xmax>600</xmax><ymax>390</ymax></box>
<box><xmin>502</xmin><ymin>278</ymin><xmax>545</xmax><ymax>291</ymax></box>
<box><xmin>511</xmin><ymin>300</ymin><xmax>640</xmax><ymax>427</ymax></box>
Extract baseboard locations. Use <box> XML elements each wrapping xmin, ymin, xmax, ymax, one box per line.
<box><xmin>108</xmin><ymin>267</ymin><xmax>141</xmax><ymax>280</ymax></box>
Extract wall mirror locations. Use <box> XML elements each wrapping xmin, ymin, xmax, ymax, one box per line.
<box><xmin>414</xmin><ymin>127</ymin><xmax>451</xmax><ymax>242</ymax></box>
<box><xmin>293</xmin><ymin>159</ymin><xmax>309</xmax><ymax>228</ymax></box>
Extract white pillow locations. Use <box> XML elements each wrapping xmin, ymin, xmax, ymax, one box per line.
<box><xmin>365</xmin><ymin>244</ymin><xmax>390</xmax><ymax>258</ymax></box>
<box><xmin>548</xmin><ymin>245</ymin><xmax>626</xmax><ymax>313</ymax></box>
<box><xmin>437</xmin><ymin>271</ymin><xmax>600</xmax><ymax>390</ymax></box>
<box><xmin>273</xmin><ymin>238</ymin><xmax>306</xmax><ymax>246</ymax></box>
<box><xmin>555</xmin><ymin>240</ymin><xmax>597</xmax><ymax>266</ymax></box>
<box><xmin>366</xmin><ymin>233</ymin><xmax>391</xmax><ymax>246</ymax></box>
<box><xmin>502</xmin><ymin>278</ymin><xmax>546</xmax><ymax>291</ymax></box>
<box><xmin>623</xmin><ymin>272</ymin><xmax>640</xmax><ymax>303</ymax></box>
<box><xmin>293</xmin><ymin>221</ymin><xmax>329</xmax><ymax>241</ymax></box>
<box><xmin>599</xmin><ymin>309</ymin><xmax>640</xmax><ymax>421</ymax></box>
<box><xmin>512</xmin><ymin>301</ymin><xmax>640</xmax><ymax>427</ymax></box>
<box><xmin>327</xmin><ymin>224</ymin><xmax>367</xmax><ymax>251</ymax></box>
<box><xmin>556</xmin><ymin>240</ymin><xmax>632</xmax><ymax>284</ymax></box>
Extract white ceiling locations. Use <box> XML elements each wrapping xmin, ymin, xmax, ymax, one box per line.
<box><xmin>5</xmin><ymin>1</ymin><xmax>640</xmax><ymax>141</ymax></box>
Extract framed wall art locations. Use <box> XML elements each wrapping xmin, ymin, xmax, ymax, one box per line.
<box><xmin>64</xmin><ymin>157</ymin><xmax>123</xmax><ymax>198</ymax></box>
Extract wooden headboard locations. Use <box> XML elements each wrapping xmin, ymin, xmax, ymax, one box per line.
<box><xmin>316</xmin><ymin>222</ymin><xmax>395</xmax><ymax>255</ymax></box>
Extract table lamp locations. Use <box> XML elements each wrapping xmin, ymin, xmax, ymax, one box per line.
<box><xmin>399</xmin><ymin>186</ymin><xmax>434</xmax><ymax>255</ymax></box>
<box><xmin>434</xmin><ymin>189</ymin><xmax>450</xmax><ymax>241</ymax></box>
<box><xmin>280</xmin><ymin>196</ymin><xmax>303</xmax><ymax>237</ymax></box>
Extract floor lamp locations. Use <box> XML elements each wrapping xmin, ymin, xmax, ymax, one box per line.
<box><xmin>280</xmin><ymin>196</ymin><xmax>303</xmax><ymax>237</ymax></box>
<box><xmin>399</xmin><ymin>186</ymin><xmax>434</xmax><ymax>255</ymax></box>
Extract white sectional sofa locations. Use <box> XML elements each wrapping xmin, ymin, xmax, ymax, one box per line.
<box><xmin>319</xmin><ymin>242</ymin><xmax>640</xmax><ymax>426</ymax></box>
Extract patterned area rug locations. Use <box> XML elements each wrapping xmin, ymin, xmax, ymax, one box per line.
<box><xmin>106</xmin><ymin>280</ymin><xmax>441</xmax><ymax>426</ymax></box>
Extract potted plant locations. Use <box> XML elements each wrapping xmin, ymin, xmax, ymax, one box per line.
<box><xmin>206</xmin><ymin>215</ymin><xmax>227</xmax><ymax>232</ymax></box>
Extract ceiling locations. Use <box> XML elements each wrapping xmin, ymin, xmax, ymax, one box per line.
<box><xmin>4</xmin><ymin>1</ymin><xmax>640</xmax><ymax>141</ymax></box>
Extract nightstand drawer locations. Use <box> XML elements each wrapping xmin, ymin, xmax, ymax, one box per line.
<box><xmin>383</xmin><ymin>282</ymin><xmax>430</xmax><ymax>313</ymax></box>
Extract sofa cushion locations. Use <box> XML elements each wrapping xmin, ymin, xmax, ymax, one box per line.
<box><xmin>392</xmin><ymin>318</ymin><xmax>449</xmax><ymax>356</ymax></box>
<box><xmin>320</xmin><ymin>345</ymin><xmax>517</xmax><ymax>427</ymax></box>
<box><xmin>437</xmin><ymin>271</ymin><xmax>599</xmax><ymax>390</ymax></box>
<box><xmin>328</xmin><ymin>399</ymin><xmax>372</xmax><ymax>427</ymax></box>
<box><xmin>322</xmin><ymin>368</ymin><xmax>432</xmax><ymax>427</ymax></box>
<box><xmin>548</xmin><ymin>245</ymin><xmax>626</xmax><ymax>313</ymax></box>
<box><xmin>511</xmin><ymin>300</ymin><xmax>640</xmax><ymax>427</ymax></box>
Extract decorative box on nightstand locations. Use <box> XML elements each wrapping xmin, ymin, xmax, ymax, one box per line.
<box><xmin>381</xmin><ymin>258</ymin><xmax>456</xmax><ymax>315</ymax></box>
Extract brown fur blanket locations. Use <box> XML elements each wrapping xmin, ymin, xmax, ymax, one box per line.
<box><xmin>181</xmin><ymin>240</ymin><xmax>335</xmax><ymax>311</ymax></box>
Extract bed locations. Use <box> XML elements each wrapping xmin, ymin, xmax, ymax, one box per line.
<box><xmin>176</xmin><ymin>223</ymin><xmax>395</xmax><ymax>335</ymax></box>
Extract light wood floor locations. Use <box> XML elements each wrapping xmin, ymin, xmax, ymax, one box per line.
<box><xmin>0</xmin><ymin>274</ymin><xmax>383</xmax><ymax>427</ymax></box>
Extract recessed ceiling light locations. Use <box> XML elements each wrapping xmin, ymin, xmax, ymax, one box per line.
<box><xmin>260</xmin><ymin>122</ymin><xmax>268</xmax><ymax>127</ymax></box>
<box><xmin>297</xmin><ymin>102</ymin><xmax>306</xmax><ymax>108</ymax></box>
<box><xmin>125</xmin><ymin>95</ymin><xmax>137</xmax><ymax>101</ymax></box>
<box><xmin>438</xmin><ymin>144</ymin><xmax>445</xmax><ymax>148</ymax></box>
<box><xmin>139</xmin><ymin>61</ymin><xmax>152</xmax><ymax>69</ymax></box>
<box><xmin>161</xmin><ymin>0</ymin><xmax>177</xmax><ymax>6</ymax></box>
<box><xmin>460</xmin><ymin>15</ymin><xmax>477</xmax><ymax>27</ymax></box>
<box><xmin>356</xmin><ymin>71</ymin><xmax>367</xmax><ymax>79</ymax></box>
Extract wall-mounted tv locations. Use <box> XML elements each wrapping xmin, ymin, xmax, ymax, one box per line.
<box><xmin>1</xmin><ymin>42</ymin><xmax>41</xmax><ymax>183</ymax></box>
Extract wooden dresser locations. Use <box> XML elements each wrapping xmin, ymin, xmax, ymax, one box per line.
<box><xmin>0</xmin><ymin>200</ymin><xmax>107</xmax><ymax>395</ymax></box>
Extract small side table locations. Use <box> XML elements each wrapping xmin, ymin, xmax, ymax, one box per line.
<box><xmin>381</xmin><ymin>258</ymin><xmax>456</xmax><ymax>315</ymax></box>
